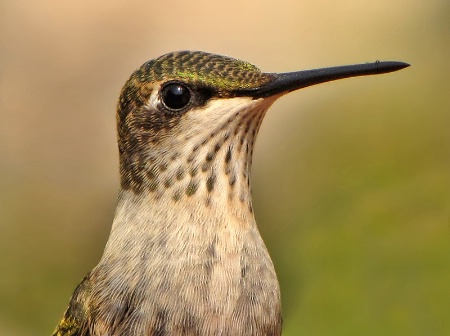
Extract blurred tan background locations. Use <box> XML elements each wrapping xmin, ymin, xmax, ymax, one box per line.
<box><xmin>1</xmin><ymin>0</ymin><xmax>449</xmax><ymax>335</ymax></box>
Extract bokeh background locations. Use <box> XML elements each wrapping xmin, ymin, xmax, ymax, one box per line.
<box><xmin>1</xmin><ymin>0</ymin><xmax>449</xmax><ymax>335</ymax></box>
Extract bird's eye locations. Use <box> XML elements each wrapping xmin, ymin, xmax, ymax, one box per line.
<box><xmin>160</xmin><ymin>82</ymin><xmax>192</xmax><ymax>111</ymax></box>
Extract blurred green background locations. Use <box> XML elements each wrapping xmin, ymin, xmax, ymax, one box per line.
<box><xmin>0</xmin><ymin>0</ymin><xmax>449</xmax><ymax>335</ymax></box>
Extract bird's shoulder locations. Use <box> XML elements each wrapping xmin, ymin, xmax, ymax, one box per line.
<box><xmin>53</xmin><ymin>274</ymin><xmax>92</xmax><ymax>336</ymax></box>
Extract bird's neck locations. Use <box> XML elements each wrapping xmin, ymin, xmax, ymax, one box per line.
<box><xmin>101</xmin><ymin>145</ymin><xmax>260</xmax><ymax>268</ymax></box>
<box><xmin>105</xmin><ymin>185</ymin><xmax>256</xmax><ymax>257</ymax></box>
<box><xmin>104</xmin><ymin>96</ymin><xmax>274</xmax><ymax>265</ymax></box>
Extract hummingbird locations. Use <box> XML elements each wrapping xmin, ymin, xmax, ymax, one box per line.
<box><xmin>53</xmin><ymin>51</ymin><xmax>409</xmax><ymax>336</ymax></box>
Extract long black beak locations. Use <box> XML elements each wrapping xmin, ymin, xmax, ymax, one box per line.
<box><xmin>241</xmin><ymin>61</ymin><xmax>409</xmax><ymax>98</ymax></box>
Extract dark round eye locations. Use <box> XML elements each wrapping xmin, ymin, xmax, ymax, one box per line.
<box><xmin>161</xmin><ymin>82</ymin><xmax>192</xmax><ymax>111</ymax></box>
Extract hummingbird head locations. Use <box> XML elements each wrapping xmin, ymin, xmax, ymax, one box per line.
<box><xmin>116</xmin><ymin>51</ymin><xmax>408</xmax><ymax>209</ymax></box>
<box><xmin>116</xmin><ymin>51</ymin><xmax>279</xmax><ymax>210</ymax></box>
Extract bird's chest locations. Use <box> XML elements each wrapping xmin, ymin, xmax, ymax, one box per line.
<box><xmin>92</xmin><ymin>230</ymin><xmax>281</xmax><ymax>335</ymax></box>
